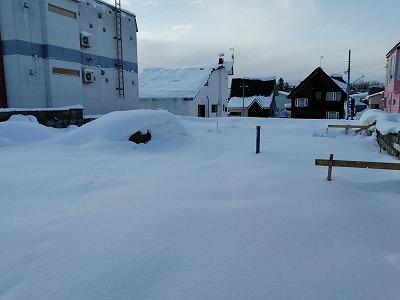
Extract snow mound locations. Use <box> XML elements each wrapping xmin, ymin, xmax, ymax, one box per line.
<box><xmin>359</xmin><ymin>109</ymin><xmax>400</xmax><ymax>134</ymax></box>
<box><xmin>0</xmin><ymin>115</ymin><xmax>58</xmax><ymax>145</ymax></box>
<box><xmin>312</xmin><ymin>132</ymin><xmax>336</xmax><ymax>138</ymax></box>
<box><xmin>54</xmin><ymin>109</ymin><xmax>187</xmax><ymax>146</ymax></box>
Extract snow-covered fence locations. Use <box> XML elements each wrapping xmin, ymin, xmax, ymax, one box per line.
<box><xmin>326</xmin><ymin>121</ymin><xmax>376</xmax><ymax>135</ymax></box>
<box><xmin>0</xmin><ymin>107</ymin><xmax>84</xmax><ymax>128</ymax></box>
<box><xmin>359</xmin><ymin>110</ymin><xmax>400</xmax><ymax>159</ymax></box>
<box><xmin>376</xmin><ymin>130</ymin><xmax>400</xmax><ymax>158</ymax></box>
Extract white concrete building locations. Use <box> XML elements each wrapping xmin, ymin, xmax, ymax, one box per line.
<box><xmin>0</xmin><ymin>0</ymin><xmax>139</xmax><ymax>115</ymax></box>
<box><xmin>139</xmin><ymin>59</ymin><xmax>233</xmax><ymax>117</ymax></box>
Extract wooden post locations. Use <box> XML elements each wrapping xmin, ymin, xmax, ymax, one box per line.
<box><xmin>256</xmin><ymin>126</ymin><xmax>261</xmax><ymax>154</ymax></box>
<box><xmin>327</xmin><ymin>153</ymin><xmax>334</xmax><ymax>181</ymax></box>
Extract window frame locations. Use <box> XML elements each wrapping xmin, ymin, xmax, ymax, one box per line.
<box><xmin>48</xmin><ymin>3</ymin><xmax>77</xmax><ymax>19</ymax></box>
<box><xmin>326</xmin><ymin>111</ymin><xmax>339</xmax><ymax>119</ymax></box>
<box><xmin>211</xmin><ymin>104</ymin><xmax>218</xmax><ymax>113</ymax></box>
<box><xmin>387</xmin><ymin>54</ymin><xmax>396</xmax><ymax>83</ymax></box>
<box><xmin>52</xmin><ymin>67</ymin><xmax>80</xmax><ymax>76</ymax></box>
<box><xmin>326</xmin><ymin>92</ymin><xmax>341</xmax><ymax>101</ymax></box>
<box><xmin>295</xmin><ymin>98</ymin><xmax>308</xmax><ymax>107</ymax></box>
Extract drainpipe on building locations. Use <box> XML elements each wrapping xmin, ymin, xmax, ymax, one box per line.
<box><xmin>0</xmin><ymin>33</ymin><xmax>8</xmax><ymax>108</ymax></box>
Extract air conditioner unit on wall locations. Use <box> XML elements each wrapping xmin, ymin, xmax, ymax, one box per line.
<box><xmin>80</xmin><ymin>32</ymin><xmax>91</xmax><ymax>47</ymax></box>
<box><xmin>82</xmin><ymin>69</ymin><xmax>94</xmax><ymax>83</ymax></box>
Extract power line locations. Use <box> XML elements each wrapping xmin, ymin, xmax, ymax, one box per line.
<box><xmin>360</xmin><ymin>66</ymin><xmax>386</xmax><ymax>75</ymax></box>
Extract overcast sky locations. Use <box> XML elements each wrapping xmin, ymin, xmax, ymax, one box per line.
<box><xmin>106</xmin><ymin>0</ymin><xmax>399</xmax><ymax>84</ymax></box>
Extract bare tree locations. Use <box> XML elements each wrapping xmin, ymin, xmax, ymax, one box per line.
<box><xmin>351</xmin><ymin>80</ymin><xmax>384</xmax><ymax>93</ymax></box>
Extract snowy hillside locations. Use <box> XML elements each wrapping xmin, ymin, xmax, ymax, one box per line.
<box><xmin>1</xmin><ymin>110</ymin><xmax>400</xmax><ymax>299</ymax></box>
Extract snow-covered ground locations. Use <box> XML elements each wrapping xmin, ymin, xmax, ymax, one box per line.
<box><xmin>1</xmin><ymin>110</ymin><xmax>400</xmax><ymax>299</ymax></box>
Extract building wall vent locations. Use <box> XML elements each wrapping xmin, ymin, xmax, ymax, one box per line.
<box><xmin>80</xmin><ymin>31</ymin><xmax>91</xmax><ymax>47</ymax></box>
<box><xmin>82</xmin><ymin>69</ymin><xmax>94</xmax><ymax>83</ymax></box>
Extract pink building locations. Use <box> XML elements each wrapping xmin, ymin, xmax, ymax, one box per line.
<box><xmin>384</xmin><ymin>41</ymin><xmax>400</xmax><ymax>113</ymax></box>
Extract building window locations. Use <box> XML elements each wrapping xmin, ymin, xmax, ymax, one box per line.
<box><xmin>315</xmin><ymin>91</ymin><xmax>322</xmax><ymax>100</ymax></box>
<box><xmin>326</xmin><ymin>92</ymin><xmax>341</xmax><ymax>101</ymax></box>
<box><xmin>326</xmin><ymin>111</ymin><xmax>339</xmax><ymax>119</ymax></box>
<box><xmin>387</xmin><ymin>54</ymin><xmax>396</xmax><ymax>83</ymax></box>
<box><xmin>295</xmin><ymin>98</ymin><xmax>308</xmax><ymax>107</ymax></box>
<box><xmin>211</xmin><ymin>104</ymin><xmax>218</xmax><ymax>113</ymax></box>
<box><xmin>393</xmin><ymin>98</ymin><xmax>397</xmax><ymax>106</ymax></box>
<box><xmin>48</xmin><ymin>4</ymin><xmax>77</xmax><ymax>19</ymax></box>
<box><xmin>388</xmin><ymin>98</ymin><xmax>391</xmax><ymax>106</ymax></box>
<box><xmin>229</xmin><ymin>111</ymin><xmax>241</xmax><ymax>116</ymax></box>
<box><xmin>52</xmin><ymin>67</ymin><xmax>80</xmax><ymax>76</ymax></box>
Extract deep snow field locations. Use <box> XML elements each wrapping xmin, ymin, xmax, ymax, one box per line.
<box><xmin>1</xmin><ymin>109</ymin><xmax>400</xmax><ymax>299</ymax></box>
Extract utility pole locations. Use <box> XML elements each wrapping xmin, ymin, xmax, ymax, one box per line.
<box><xmin>346</xmin><ymin>50</ymin><xmax>351</xmax><ymax>119</ymax></box>
<box><xmin>242</xmin><ymin>78</ymin><xmax>245</xmax><ymax>117</ymax></box>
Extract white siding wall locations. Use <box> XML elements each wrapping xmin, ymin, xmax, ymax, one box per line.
<box><xmin>0</xmin><ymin>0</ymin><xmax>139</xmax><ymax>115</ymax></box>
<box><xmin>197</xmin><ymin>68</ymin><xmax>229</xmax><ymax>117</ymax></box>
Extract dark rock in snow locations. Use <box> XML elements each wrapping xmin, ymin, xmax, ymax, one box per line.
<box><xmin>129</xmin><ymin>130</ymin><xmax>151</xmax><ymax>144</ymax></box>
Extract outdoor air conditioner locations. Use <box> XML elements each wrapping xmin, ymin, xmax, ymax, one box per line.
<box><xmin>82</xmin><ymin>69</ymin><xmax>94</xmax><ymax>83</ymax></box>
<box><xmin>80</xmin><ymin>32</ymin><xmax>91</xmax><ymax>47</ymax></box>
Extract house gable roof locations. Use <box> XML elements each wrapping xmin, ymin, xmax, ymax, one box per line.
<box><xmin>228</xmin><ymin>95</ymin><xmax>273</xmax><ymax>109</ymax></box>
<box><xmin>287</xmin><ymin>67</ymin><xmax>347</xmax><ymax>99</ymax></box>
<box><xmin>230</xmin><ymin>77</ymin><xmax>276</xmax><ymax>98</ymax></box>
<box><xmin>139</xmin><ymin>61</ymin><xmax>233</xmax><ymax>99</ymax></box>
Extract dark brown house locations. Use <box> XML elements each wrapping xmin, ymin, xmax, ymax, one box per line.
<box><xmin>288</xmin><ymin>67</ymin><xmax>347</xmax><ymax>119</ymax></box>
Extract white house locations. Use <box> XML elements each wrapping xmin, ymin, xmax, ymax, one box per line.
<box><xmin>365</xmin><ymin>91</ymin><xmax>384</xmax><ymax>110</ymax></box>
<box><xmin>228</xmin><ymin>95</ymin><xmax>275</xmax><ymax>117</ymax></box>
<box><xmin>0</xmin><ymin>0</ymin><xmax>139</xmax><ymax>115</ymax></box>
<box><xmin>138</xmin><ymin>59</ymin><xmax>233</xmax><ymax>117</ymax></box>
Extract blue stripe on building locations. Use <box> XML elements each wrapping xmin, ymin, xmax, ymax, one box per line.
<box><xmin>1</xmin><ymin>39</ymin><xmax>138</xmax><ymax>73</ymax></box>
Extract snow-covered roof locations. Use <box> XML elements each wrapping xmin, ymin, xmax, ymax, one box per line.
<box><xmin>350</xmin><ymin>92</ymin><xmax>368</xmax><ymax>98</ymax></box>
<box><xmin>350</xmin><ymin>92</ymin><xmax>368</xmax><ymax>103</ymax></box>
<box><xmin>139</xmin><ymin>61</ymin><xmax>233</xmax><ymax>99</ymax></box>
<box><xmin>242</xmin><ymin>76</ymin><xmax>276</xmax><ymax>81</ymax></box>
<box><xmin>228</xmin><ymin>95</ymin><xmax>273</xmax><ymax>109</ymax></box>
<box><xmin>332</xmin><ymin>78</ymin><xmax>347</xmax><ymax>92</ymax></box>
<box><xmin>330</xmin><ymin>73</ymin><xmax>345</xmax><ymax>78</ymax></box>
<box><xmin>366</xmin><ymin>91</ymin><xmax>385</xmax><ymax>98</ymax></box>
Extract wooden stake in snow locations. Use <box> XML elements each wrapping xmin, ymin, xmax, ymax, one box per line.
<box><xmin>256</xmin><ymin>126</ymin><xmax>261</xmax><ymax>154</ymax></box>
